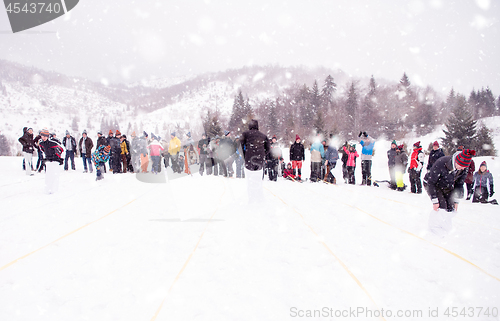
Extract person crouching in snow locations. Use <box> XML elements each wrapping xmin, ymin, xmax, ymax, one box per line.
<box><xmin>283</xmin><ymin>163</ymin><xmax>296</xmax><ymax>180</ymax></box>
<box><xmin>472</xmin><ymin>161</ymin><xmax>495</xmax><ymax>204</ymax></box>
<box><xmin>426</xmin><ymin>149</ymin><xmax>474</xmax><ymax>212</ymax></box>
<box><xmin>342</xmin><ymin>143</ymin><xmax>359</xmax><ymax>184</ymax></box>
<box><xmin>92</xmin><ymin>145</ymin><xmax>111</xmax><ymax>181</ymax></box>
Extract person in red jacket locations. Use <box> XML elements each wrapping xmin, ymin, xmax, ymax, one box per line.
<box><xmin>283</xmin><ymin>162</ymin><xmax>296</xmax><ymax>180</ymax></box>
<box><xmin>408</xmin><ymin>141</ymin><xmax>424</xmax><ymax>193</ymax></box>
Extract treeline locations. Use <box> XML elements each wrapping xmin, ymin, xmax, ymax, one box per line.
<box><xmin>219</xmin><ymin>73</ymin><xmax>498</xmax><ymax>155</ymax></box>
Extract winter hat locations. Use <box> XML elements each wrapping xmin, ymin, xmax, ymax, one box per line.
<box><xmin>224</xmin><ymin>130</ymin><xmax>230</xmax><ymax>136</ymax></box>
<box><xmin>65</xmin><ymin>130</ymin><xmax>70</xmax><ymax>135</ymax></box>
<box><xmin>397</xmin><ymin>144</ymin><xmax>404</xmax><ymax>150</ymax></box>
<box><xmin>97</xmin><ymin>130</ymin><xmax>102</xmax><ymax>135</ymax></box>
<box><xmin>143</xmin><ymin>131</ymin><xmax>148</xmax><ymax>138</ymax></box>
<box><xmin>116</xmin><ymin>130</ymin><xmax>121</xmax><ymax>136</ymax></box>
<box><xmin>391</xmin><ymin>140</ymin><xmax>397</xmax><ymax>146</ymax></box>
<box><xmin>272</xmin><ymin>135</ymin><xmax>277</xmax><ymax>140</ymax></box>
<box><xmin>362</xmin><ymin>132</ymin><xmax>368</xmax><ymax>138</ymax></box>
<box><xmin>413</xmin><ymin>141</ymin><xmax>421</xmax><ymax>148</ymax></box>
<box><xmin>109</xmin><ymin>130</ymin><xmax>113</xmax><ymax>135</ymax></box>
<box><xmin>82</xmin><ymin>129</ymin><xmax>87</xmax><ymax>135</ymax></box>
<box><xmin>27</xmin><ymin>127</ymin><xmax>33</xmax><ymax>131</ymax></box>
<box><xmin>104</xmin><ymin>145</ymin><xmax>111</xmax><ymax>153</ymax></box>
<box><xmin>131</xmin><ymin>131</ymin><xmax>136</xmax><ymax>137</ymax></box>
<box><xmin>202</xmin><ymin>133</ymin><xmax>206</xmax><ymax>138</ymax></box>
<box><xmin>457</xmin><ymin>146</ymin><xmax>464</xmax><ymax>151</ymax></box>
<box><xmin>122</xmin><ymin>135</ymin><xmax>127</xmax><ymax>139</ymax></box>
<box><xmin>455</xmin><ymin>149</ymin><xmax>476</xmax><ymax>167</ymax></box>
<box><xmin>433</xmin><ymin>141</ymin><xmax>439</xmax><ymax>147</ymax></box>
<box><xmin>480</xmin><ymin>161</ymin><xmax>487</xmax><ymax>168</ymax></box>
<box><xmin>40</xmin><ymin>129</ymin><xmax>50</xmax><ymax>137</ymax></box>
<box><xmin>171</xmin><ymin>132</ymin><xmax>176</xmax><ymax>137</ymax></box>
<box><xmin>351</xmin><ymin>144</ymin><xmax>356</xmax><ymax>149</ymax></box>
<box><xmin>186</xmin><ymin>131</ymin><xmax>192</xmax><ymax>138</ymax></box>
<box><xmin>295</xmin><ymin>134</ymin><xmax>301</xmax><ymax>141</ymax></box>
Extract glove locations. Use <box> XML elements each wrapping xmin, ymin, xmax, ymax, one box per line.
<box><xmin>358</xmin><ymin>131</ymin><xmax>362</xmax><ymax>137</ymax></box>
<box><xmin>363</xmin><ymin>132</ymin><xmax>367</xmax><ymax>137</ymax></box>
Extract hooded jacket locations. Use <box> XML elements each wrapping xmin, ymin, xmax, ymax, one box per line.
<box><xmin>358</xmin><ymin>136</ymin><xmax>375</xmax><ymax>161</ymax></box>
<box><xmin>18</xmin><ymin>127</ymin><xmax>35</xmax><ymax>153</ymax></box>
<box><xmin>324</xmin><ymin>145</ymin><xmax>339</xmax><ymax>165</ymax></box>
<box><xmin>290</xmin><ymin>141</ymin><xmax>305</xmax><ymax>161</ymax></box>
<box><xmin>427</xmin><ymin>148</ymin><xmax>445</xmax><ymax>170</ymax></box>
<box><xmin>310</xmin><ymin>140</ymin><xmax>325</xmax><ymax>163</ymax></box>
<box><xmin>472</xmin><ymin>170</ymin><xmax>494</xmax><ymax>195</ymax></box>
<box><xmin>342</xmin><ymin>146</ymin><xmax>359</xmax><ymax>167</ymax></box>
<box><xmin>240</xmin><ymin>120</ymin><xmax>270</xmax><ymax>171</ymax></box>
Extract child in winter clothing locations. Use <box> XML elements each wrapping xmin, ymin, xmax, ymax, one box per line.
<box><xmin>92</xmin><ymin>145</ymin><xmax>111</xmax><ymax>181</ymax></box>
<box><xmin>283</xmin><ymin>163</ymin><xmax>296</xmax><ymax>180</ymax></box>
<box><xmin>290</xmin><ymin>135</ymin><xmax>305</xmax><ymax>180</ymax></box>
<box><xmin>387</xmin><ymin>140</ymin><xmax>398</xmax><ymax>189</ymax></box>
<box><xmin>343</xmin><ymin>144</ymin><xmax>359</xmax><ymax>184</ymax></box>
<box><xmin>395</xmin><ymin>145</ymin><xmax>408</xmax><ymax>191</ymax></box>
<box><xmin>472</xmin><ymin>161</ymin><xmax>495</xmax><ymax>203</ymax></box>
<box><xmin>408</xmin><ymin>141</ymin><xmax>424</xmax><ymax>193</ymax></box>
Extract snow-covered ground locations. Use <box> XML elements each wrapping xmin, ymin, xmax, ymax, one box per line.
<box><xmin>0</xmin><ymin>144</ymin><xmax>499</xmax><ymax>320</ymax></box>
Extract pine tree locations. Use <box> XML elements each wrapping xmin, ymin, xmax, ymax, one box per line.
<box><xmin>0</xmin><ymin>133</ymin><xmax>10</xmax><ymax>156</ymax></box>
<box><xmin>474</xmin><ymin>123</ymin><xmax>496</xmax><ymax>156</ymax></box>
<box><xmin>360</xmin><ymin>76</ymin><xmax>380</xmax><ymax>136</ymax></box>
<box><xmin>321</xmin><ymin>75</ymin><xmax>336</xmax><ymax>106</ymax></box>
<box><xmin>228</xmin><ymin>90</ymin><xmax>250</xmax><ymax>134</ymax></box>
<box><xmin>71</xmin><ymin>116</ymin><xmax>79</xmax><ymax>132</ymax></box>
<box><xmin>345</xmin><ymin>82</ymin><xmax>359</xmax><ymax>138</ymax></box>
<box><xmin>299</xmin><ymin>84</ymin><xmax>311</xmax><ymax>127</ymax></box>
<box><xmin>441</xmin><ymin>94</ymin><xmax>477</xmax><ymax>154</ymax></box>
<box><xmin>268</xmin><ymin>100</ymin><xmax>278</xmax><ymax>136</ymax></box>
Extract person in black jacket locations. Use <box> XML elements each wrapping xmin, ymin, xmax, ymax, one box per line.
<box><xmin>387</xmin><ymin>140</ymin><xmax>397</xmax><ymax>189</ymax></box>
<box><xmin>267</xmin><ymin>135</ymin><xmax>283</xmax><ymax>181</ymax></box>
<box><xmin>289</xmin><ymin>134</ymin><xmax>305</xmax><ymax>180</ymax></box>
<box><xmin>240</xmin><ymin>119</ymin><xmax>270</xmax><ymax>204</ymax></box>
<box><xmin>426</xmin><ymin>141</ymin><xmax>445</xmax><ymax>172</ymax></box>
<box><xmin>19</xmin><ymin>127</ymin><xmax>35</xmax><ymax>175</ymax></box>
<box><xmin>198</xmin><ymin>133</ymin><xmax>211</xmax><ymax>176</ymax></box>
<box><xmin>425</xmin><ymin>149</ymin><xmax>475</xmax><ymax>212</ymax></box>
<box><xmin>96</xmin><ymin>131</ymin><xmax>108</xmax><ymax>173</ymax></box>
<box><xmin>79</xmin><ymin>130</ymin><xmax>94</xmax><ymax>173</ymax></box>
<box><xmin>63</xmin><ymin>130</ymin><xmax>77</xmax><ymax>171</ymax></box>
<box><xmin>110</xmin><ymin>130</ymin><xmax>122</xmax><ymax>173</ymax></box>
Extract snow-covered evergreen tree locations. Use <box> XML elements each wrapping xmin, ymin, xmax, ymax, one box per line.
<box><xmin>441</xmin><ymin>94</ymin><xmax>477</xmax><ymax>154</ymax></box>
<box><xmin>0</xmin><ymin>132</ymin><xmax>10</xmax><ymax>156</ymax></box>
<box><xmin>474</xmin><ymin>123</ymin><xmax>496</xmax><ymax>156</ymax></box>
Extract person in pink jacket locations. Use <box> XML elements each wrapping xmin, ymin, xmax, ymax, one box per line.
<box><xmin>148</xmin><ymin>133</ymin><xmax>164</xmax><ymax>174</ymax></box>
<box><xmin>343</xmin><ymin>143</ymin><xmax>359</xmax><ymax>184</ymax></box>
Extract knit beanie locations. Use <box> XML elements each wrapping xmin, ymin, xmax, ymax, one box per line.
<box><xmin>397</xmin><ymin>144</ymin><xmax>404</xmax><ymax>150</ymax></box>
<box><xmin>171</xmin><ymin>132</ymin><xmax>176</xmax><ymax>137</ymax></box>
<box><xmin>433</xmin><ymin>141</ymin><xmax>439</xmax><ymax>147</ymax></box>
<box><xmin>66</xmin><ymin>130</ymin><xmax>70</xmax><ymax>135</ymax></box>
<box><xmin>455</xmin><ymin>149</ymin><xmax>476</xmax><ymax>167</ymax></box>
<box><xmin>224</xmin><ymin>130</ymin><xmax>230</xmax><ymax>136</ymax></box>
<box><xmin>391</xmin><ymin>140</ymin><xmax>397</xmax><ymax>146</ymax></box>
<box><xmin>82</xmin><ymin>129</ymin><xmax>87</xmax><ymax>135</ymax></box>
<box><xmin>143</xmin><ymin>131</ymin><xmax>148</xmax><ymax>137</ymax></box>
<box><xmin>187</xmin><ymin>131</ymin><xmax>192</xmax><ymax>138</ymax></box>
<box><xmin>116</xmin><ymin>130</ymin><xmax>121</xmax><ymax>136</ymax></box>
<box><xmin>104</xmin><ymin>145</ymin><xmax>111</xmax><ymax>153</ymax></box>
<box><xmin>296</xmin><ymin>134</ymin><xmax>300</xmax><ymax>141</ymax></box>
<box><xmin>413</xmin><ymin>141</ymin><xmax>421</xmax><ymax>148</ymax></box>
<box><xmin>109</xmin><ymin>130</ymin><xmax>113</xmax><ymax>135</ymax></box>
<box><xmin>40</xmin><ymin>129</ymin><xmax>50</xmax><ymax>137</ymax></box>
<box><xmin>480</xmin><ymin>161</ymin><xmax>487</xmax><ymax>168</ymax></box>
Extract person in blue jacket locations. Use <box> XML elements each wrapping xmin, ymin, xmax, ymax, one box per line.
<box><xmin>358</xmin><ymin>131</ymin><xmax>375</xmax><ymax>186</ymax></box>
<box><xmin>310</xmin><ymin>134</ymin><xmax>325</xmax><ymax>182</ymax></box>
<box><xmin>324</xmin><ymin>140</ymin><xmax>339</xmax><ymax>184</ymax></box>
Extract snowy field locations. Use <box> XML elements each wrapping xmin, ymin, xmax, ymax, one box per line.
<box><xmin>0</xmin><ymin>147</ymin><xmax>499</xmax><ymax>321</ymax></box>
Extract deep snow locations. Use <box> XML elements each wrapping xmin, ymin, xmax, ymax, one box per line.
<box><xmin>0</xmin><ymin>143</ymin><xmax>499</xmax><ymax>321</ymax></box>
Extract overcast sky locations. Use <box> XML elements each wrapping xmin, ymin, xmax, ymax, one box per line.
<box><xmin>0</xmin><ymin>0</ymin><xmax>498</xmax><ymax>95</ymax></box>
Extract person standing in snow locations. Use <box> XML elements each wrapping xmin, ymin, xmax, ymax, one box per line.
<box><xmin>78</xmin><ymin>130</ymin><xmax>94</xmax><ymax>173</ymax></box>
<box><xmin>18</xmin><ymin>127</ymin><xmax>35</xmax><ymax>176</ymax></box>
<box><xmin>408</xmin><ymin>141</ymin><xmax>424</xmax><ymax>194</ymax></box>
<box><xmin>310</xmin><ymin>133</ymin><xmax>325</xmax><ymax>182</ymax></box>
<box><xmin>119</xmin><ymin>134</ymin><xmax>129</xmax><ymax>173</ymax></box>
<box><xmin>92</xmin><ymin>145</ymin><xmax>111</xmax><ymax>181</ymax></box>
<box><xmin>395</xmin><ymin>144</ymin><xmax>408</xmax><ymax>191</ymax></box>
<box><xmin>110</xmin><ymin>130</ymin><xmax>122</xmax><ymax>173</ymax></box>
<box><xmin>387</xmin><ymin>140</ymin><xmax>398</xmax><ymax>189</ymax></box>
<box><xmin>217</xmin><ymin>131</ymin><xmax>236</xmax><ymax>177</ymax></box>
<box><xmin>106</xmin><ymin>130</ymin><xmax>114</xmax><ymax>170</ymax></box>
<box><xmin>426</xmin><ymin>141</ymin><xmax>445</xmax><ymax>172</ymax></box>
<box><xmin>130</xmin><ymin>132</ymin><xmax>141</xmax><ymax>173</ymax></box>
<box><xmin>234</xmin><ymin>135</ymin><xmax>245</xmax><ymax>178</ymax></box>
<box><xmin>63</xmin><ymin>130</ymin><xmax>77</xmax><ymax>171</ymax></box>
<box><xmin>39</xmin><ymin>129</ymin><xmax>64</xmax><ymax>193</ymax></box>
<box><xmin>139</xmin><ymin>132</ymin><xmax>149</xmax><ymax>173</ymax></box>
<box><xmin>168</xmin><ymin>132</ymin><xmax>182</xmax><ymax>173</ymax></box>
<box><xmin>289</xmin><ymin>135</ymin><xmax>305</xmax><ymax>181</ymax></box>
<box><xmin>324</xmin><ymin>140</ymin><xmax>339</xmax><ymax>184</ymax></box>
<box><xmin>471</xmin><ymin>161</ymin><xmax>495</xmax><ymax>203</ymax></box>
<box><xmin>34</xmin><ymin>130</ymin><xmax>44</xmax><ymax>172</ymax></box>
<box><xmin>148</xmin><ymin>134</ymin><xmax>164</xmax><ymax>174</ymax></box>
<box><xmin>339</xmin><ymin>141</ymin><xmax>349</xmax><ymax>184</ymax></box>
<box><xmin>240</xmin><ymin>119</ymin><xmax>270</xmax><ymax>203</ymax></box>
<box><xmin>267</xmin><ymin>135</ymin><xmax>283</xmax><ymax>181</ymax></box>
<box><xmin>343</xmin><ymin>143</ymin><xmax>359</xmax><ymax>185</ymax></box>
<box><xmin>358</xmin><ymin>131</ymin><xmax>375</xmax><ymax>186</ymax></box>
<box><xmin>198</xmin><ymin>133</ymin><xmax>211</xmax><ymax>176</ymax></box>
<box><xmin>425</xmin><ymin>149</ymin><xmax>474</xmax><ymax>212</ymax></box>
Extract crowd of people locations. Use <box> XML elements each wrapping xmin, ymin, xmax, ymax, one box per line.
<box><xmin>18</xmin><ymin>122</ymin><xmax>496</xmax><ymax>209</ymax></box>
